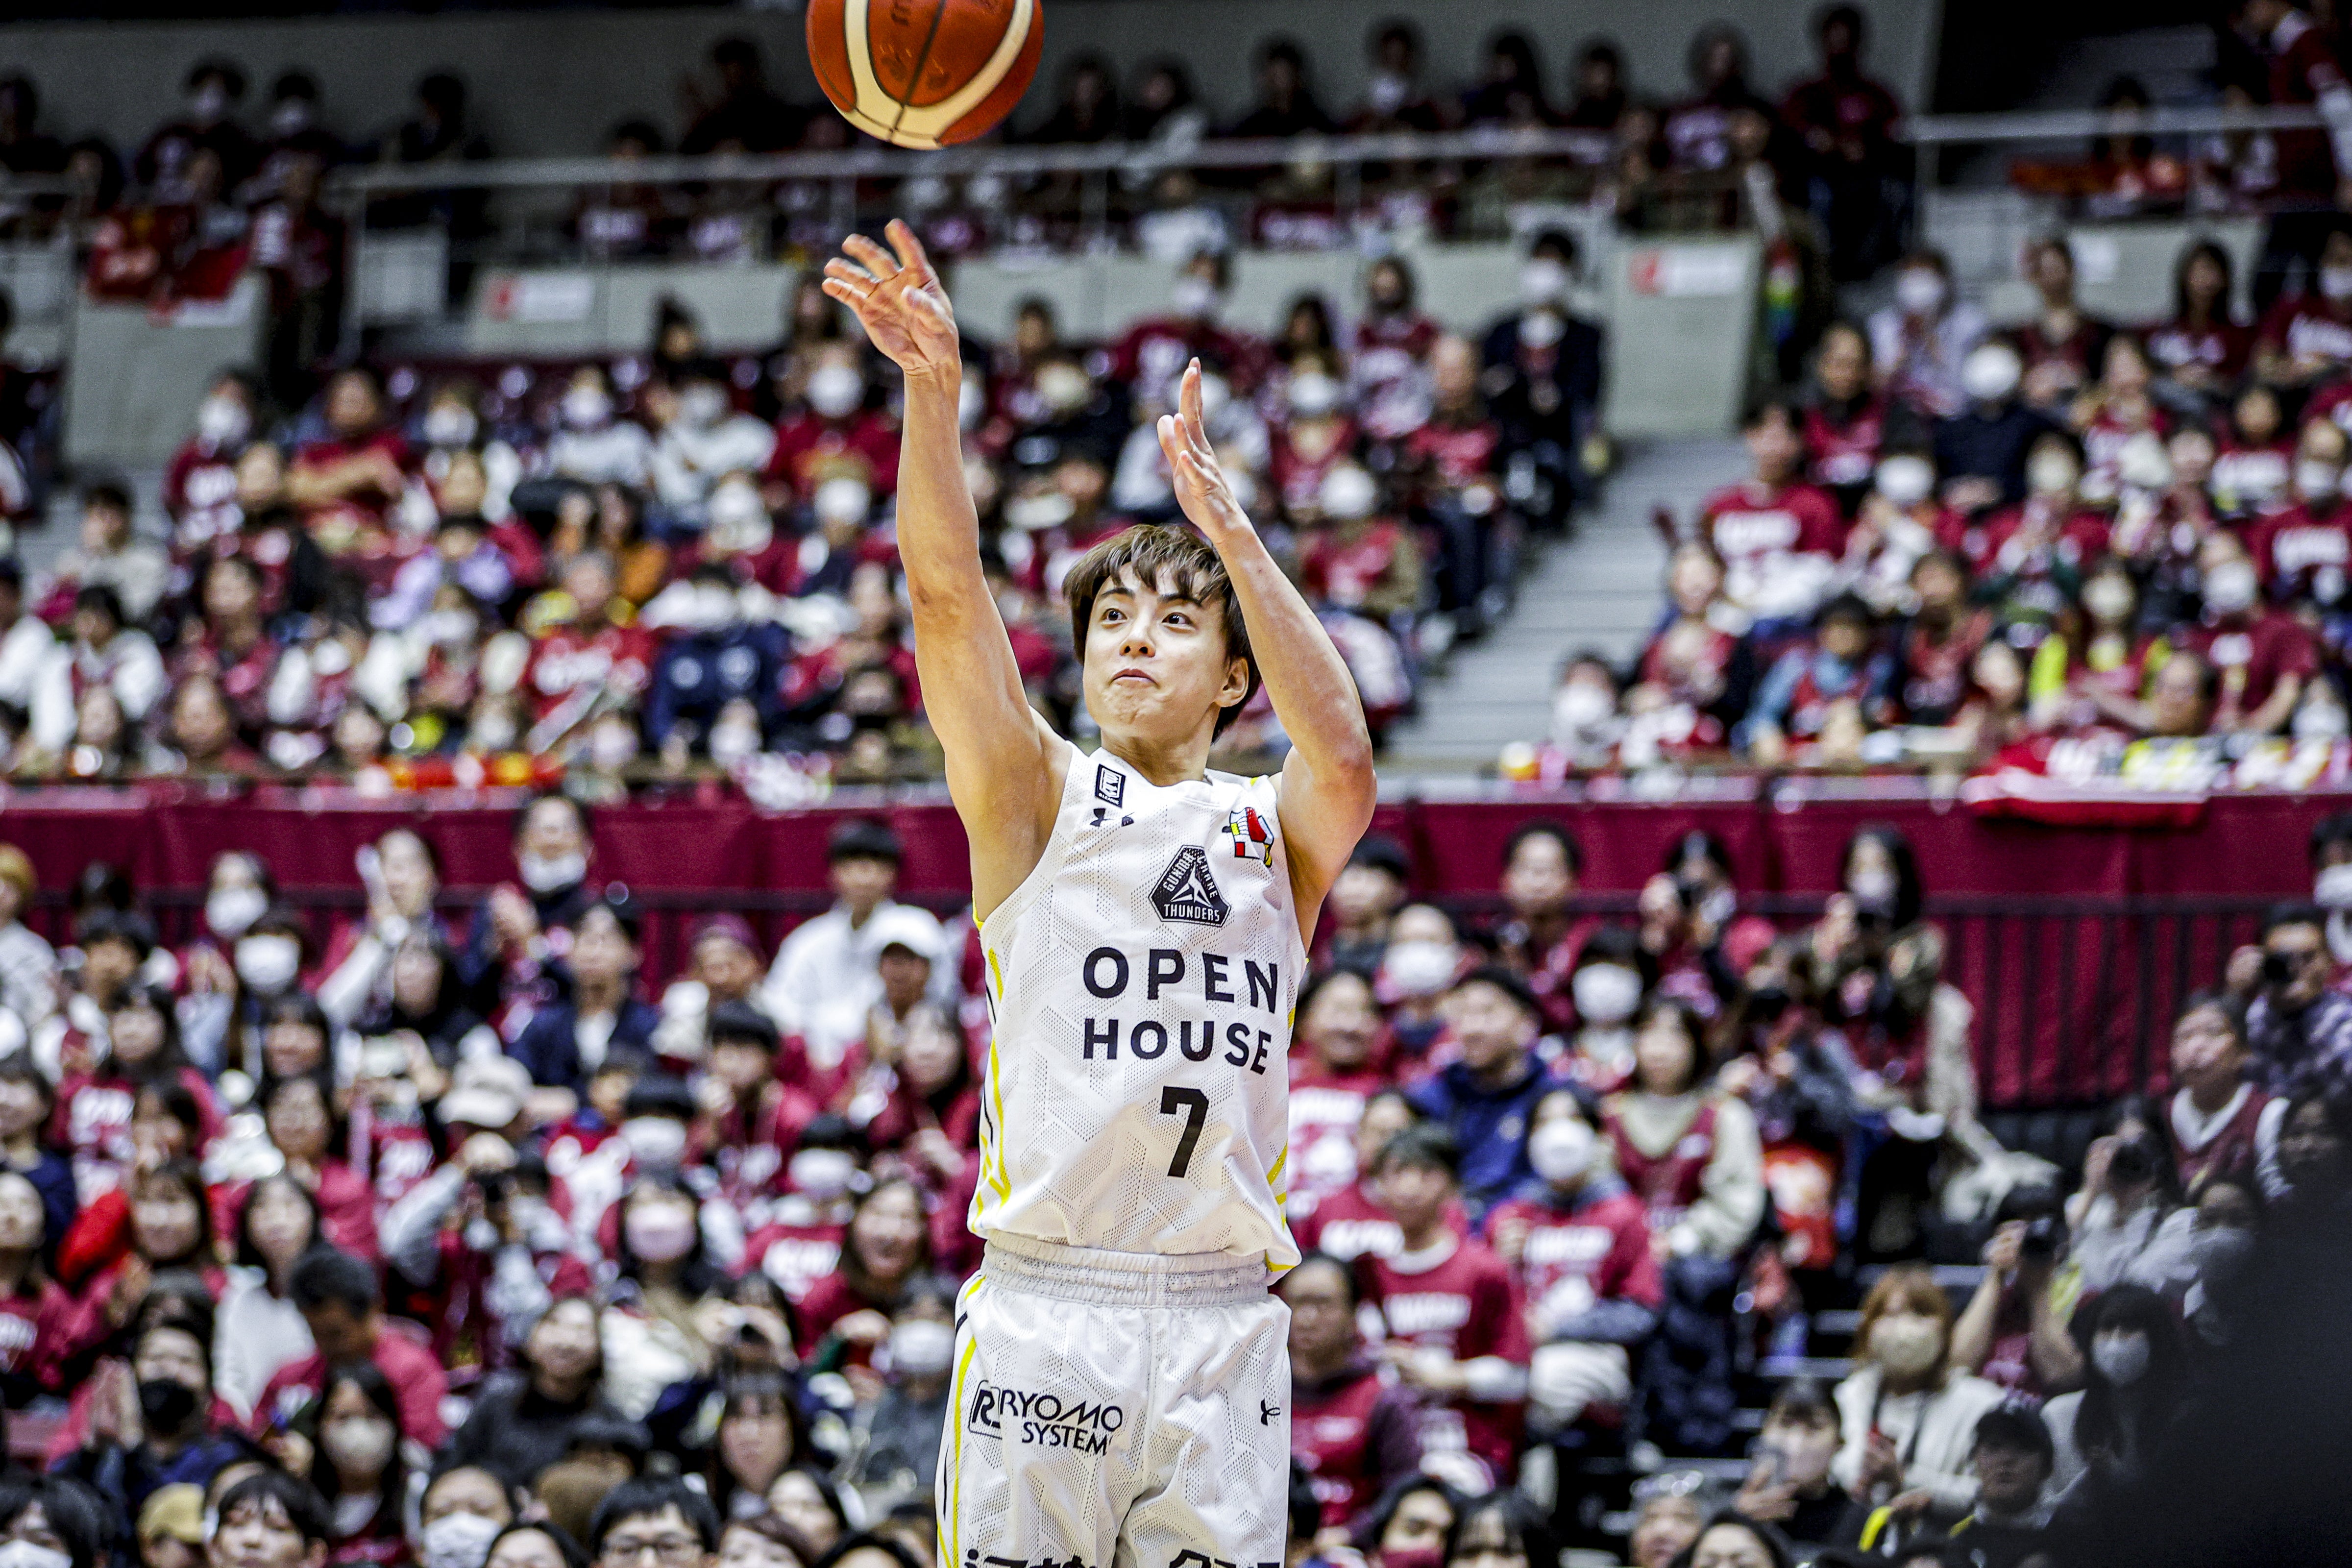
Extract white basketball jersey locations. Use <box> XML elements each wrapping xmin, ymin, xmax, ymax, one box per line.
<box><xmin>970</xmin><ymin>743</ymin><xmax>1303</xmax><ymax>1268</ymax></box>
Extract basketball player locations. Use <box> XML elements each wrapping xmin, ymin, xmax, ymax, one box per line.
<box><xmin>822</xmin><ymin>223</ymin><xmax>1376</xmax><ymax>1568</ymax></box>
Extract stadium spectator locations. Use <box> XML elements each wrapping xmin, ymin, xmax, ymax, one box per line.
<box><xmin>1831</xmin><ymin>1265</ymin><xmax>2006</xmax><ymax>1527</ymax></box>
<box><xmin>1280</xmin><ymin>1252</ymin><xmax>1423</xmax><ymax>1540</ymax></box>
<box><xmin>1869</xmin><ymin>251</ymin><xmax>1987</xmax><ymax>420</ymax></box>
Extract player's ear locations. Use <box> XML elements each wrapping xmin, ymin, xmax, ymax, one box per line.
<box><xmin>1219</xmin><ymin>655</ymin><xmax>1250</xmax><ymax>710</ymax></box>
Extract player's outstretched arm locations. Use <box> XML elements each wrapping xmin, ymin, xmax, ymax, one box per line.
<box><xmin>824</xmin><ymin>222</ymin><xmax>1061</xmax><ymax>915</ymax></box>
<box><xmin>1157</xmin><ymin>360</ymin><xmax>1376</xmax><ymax>938</ymax></box>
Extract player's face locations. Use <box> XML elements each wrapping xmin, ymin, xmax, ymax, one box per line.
<box><xmin>1082</xmin><ymin>568</ymin><xmax>1249</xmax><ymax>751</ymax></box>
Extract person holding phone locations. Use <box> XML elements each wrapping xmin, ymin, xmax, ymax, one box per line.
<box><xmin>1733</xmin><ymin>1378</ymin><xmax>1859</xmax><ymax>1549</ymax></box>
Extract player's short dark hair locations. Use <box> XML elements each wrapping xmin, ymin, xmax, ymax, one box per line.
<box><xmin>1065</xmin><ymin>524</ymin><xmax>1260</xmax><ymax>738</ymax></box>
<box><xmin>289</xmin><ymin>1247</ymin><xmax>378</xmax><ymax>1316</ymax></box>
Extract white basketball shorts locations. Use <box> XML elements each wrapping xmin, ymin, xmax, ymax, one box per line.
<box><xmin>937</xmin><ymin>1231</ymin><xmax>1293</xmax><ymax>1568</ymax></box>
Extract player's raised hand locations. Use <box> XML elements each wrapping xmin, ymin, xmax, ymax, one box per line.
<box><xmin>1158</xmin><ymin>359</ymin><xmax>1251</xmax><ymax>541</ymax></box>
<box><xmin>822</xmin><ymin>219</ymin><xmax>959</xmax><ymax>378</ymax></box>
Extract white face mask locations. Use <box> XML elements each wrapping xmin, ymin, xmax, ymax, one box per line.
<box><xmin>710</xmin><ymin>720</ymin><xmax>763</xmax><ymax>766</ymax></box>
<box><xmin>624</xmin><ymin>1203</ymin><xmax>698</xmax><ymax>1262</ymax></box>
<box><xmin>621</xmin><ymin>1116</ymin><xmax>688</xmax><ymax>1170</ymax></box>
<box><xmin>1552</xmin><ymin>682</ymin><xmax>1615</xmax><ymax>741</ymax></box>
<box><xmin>1383</xmin><ymin>939</ymin><xmax>1459</xmax><ymax>1000</ymax></box>
<box><xmin>2323</xmin><ymin>265</ymin><xmax>2352</xmax><ymax>303</ymax></box>
<box><xmin>2203</xmin><ymin>560</ymin><xmax>2259</xmax><ymax>616</ymax></box>
<box><xmin>789</xmin><ymin>1147</ymin><xmax>857</xmax><ymax>1199</ymax></box>
<box><xmin>2083</xmin><ymin>576</ymin><xmax>2134</xmax><ymax>624</ymax></box>
<box><xmin>207</xmin><ymin>885</ymin><xmax>268</xmax><ymax>940</ymax></box>
<box><xmin>1848</xmin><ymin>865</ymin><xmax>1899</xmax><ymax>909</ymax></box>
<box><xmin>1035</xmin><ymin>363</ymin><xmax>1091</xmax><ymax>415</ymax></box>
<box><xmin>808</xmin><ymin>364</ymin><xmax>865</xmax><ymax>419</ymax></box>
<box><xmin>423</xmin><ymin>405</ymin><xmax>478</xmax><ymax>448</ymax></box>
<box><xmin>0</xmin><ymin>1544</ymin><xmax>72</xmax><ymax>1568</ymax></box>
<box><xmin>1319</xmin><ymin>465</ymin><xmax>1378</xmax><ymax>520</ymax></box>
<box><xmin>1287</xmin><ymin>372</ymin><xmax>1343</xmax><ymax>418</ymax></box>
<box><xmin>563</xmin><ymin>386</ymin><xmax>613</xmax><ymax>430</ymax></box>
<box><xmin>2116</xmin><ymin>432</ymin><xmax>2173</xmax><ymax>492</ymax></box>
<box><xmin>1518</xmin><ymin>309</ymin><xmax>1565</xmax><ymax>350</ymax></box>
<box><xmin>516</xmin><ymin>851</ymin><xmax>587</xmax><ymax>895</ymax></box>
<box><xmin>1874</xmin><ymin>455</ymin><xmax>1934</xmax><ymax>508</ymax></box>
<box><xmin>679</xmin><ymin>385</ymin><xmax>728</xmax><ymax>429</ymax></box>
<box><xmin>2091</xmin><ymin>1330</ymin><xmax>2150</xmax><ymax>1387</ymax></box>
<box><xmin>323</xmin><ymin>1417</ymin><xmax>396</xmax><ymax>1474</ymax></box>
<box><xmin>2297</xmin><ymin>694</ymin><xmax>2351</xmax><ymax>741</ymax></box>
<box><xmin>419</xmin><ymin>1512</ymin><xmax>505</xmax><ymax>1568</ymax></box>
<box><xmin>1871</xmin><ymin>1317</ymin><xmax>1943</xmax><ymax>1378</ymax></box>
<box><xmin>1894</xmin><ymin>268</ymin><xmax>1947</xmax><ymax>315</ymax></box>
<box><xmin>1528</xmin><ymin>1118</ymin><xmax>1596</xmax><ymax>1183</ymax></box>
<box><xmin>1520</xmin><ymin>257</ymin><xmax>1570</xmax><ymax>306</ymax></box>
<box><xmin>2300</xmin><ymin>459</ymin><xmax>2342</xmax><ymax>500</ymax></box>
<box><xmin>2027</xmin><ymin>450</ymin><xmax>2079</xmax><ymax>497</ymax></box>
<box><xmin>198</xmin><ymin>395</ymin><xmax>250</xmax><ymax>447</ymax></box>
<box><xmin>813</xmin><ymin>476</ymin><xmax>873</xmax><ymax>529</ymax></box>
<box><xmin>1367</xmin><ymin>72</ymin><xmax>1410</xmax><ymax>117</ymax></box>
<box><xmin>589</xmin><ymin>722</ymin><xmax>638</xmax><ymax>771</ymax></box>
<box><xmin>889</xmin><ymin>1317</ymin><xmax>956</xmax><ymax>1376</ymax></box>
<box><xmin>1572</xmin><ymin>964</ymin><xmax>1642</xmax><ymax>1025</ymax></box>
<box><xmin>1005</xmin><ymin>491</ymin><xmax>1075</xmax><ymax>531</ymax></box>
<box><xmin>189</xmin><ymin>84</ymin><xmax>230</xmax><ymax>124</ymax></box>
<box><xmin>2317</xmin><ymin>863</ymin><xmax>2352</xmax><ymax>909</ymax></box>
<box><xmin>1170</xmin><ymin>275</ymin><xmax>1221</xmax><ymax>320</ymax></box>
<box><xmin>1961</xmin><ymin>345</ymin><xmax>2022</xmax><ymax>403</ymax></box>
<box><xmin>235</xmin><ymin>934</ymin><xmax>301</xmax><ymax>994</ymax></box>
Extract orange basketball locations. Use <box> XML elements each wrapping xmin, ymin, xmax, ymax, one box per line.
<box><xmin>807</xmin><ymin>0</ymin><xmax>1043</xmax><ymax>150</ymax></box>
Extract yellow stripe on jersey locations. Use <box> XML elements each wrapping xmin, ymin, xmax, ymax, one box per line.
<box><xmin>942</xmin><ymin>1318</ymin><xmax>981</xmax><ymax>1563</ymax></box>
<box><xmin>984</xmin><ymin>1034</ymin><xmax>1011</xmax><ymax>1200</ymax></box>
<box><xmin>986</xmin><ymin>946</ymin><xmax>1004</xmax><ymax>999</ymax></box>
<box><xmin>1268</xmin><ymin>1146</ymin><xmax>1288</xmax><ymax>1186</ymax></box>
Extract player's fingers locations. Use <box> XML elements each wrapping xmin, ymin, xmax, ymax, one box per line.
<box><xmin>842</xmin><ymin>233</ymin><xmax>900</xmax><ymax>278</ymax></box>
<box><xmin>819</xmin><ymin>278</ymin><xmax>866</xmax><ymax>310</ymax></box>
<box><xmin>822</xmin><ymin>258</ymin><xmax>878</xmax><ymax>293</ymax></box>
<box><xmin>1178</xmin><ymin>359</ymin><xmax>1204</xmax><ymax>435</ymax></box>
<box><xmin>886</xmin><ymin>219</ymin><xmax>937</xmax><ymax>284</ymax></box>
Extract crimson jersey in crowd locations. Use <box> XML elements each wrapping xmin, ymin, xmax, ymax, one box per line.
<box><xmin>1362</xmin><ymin>1236</ymin><xmax>1531</xmax><ymax>1481</ymax></box>
<box><xmin>2168</xmin><ymin>1083</ymin><xmax>2275</xmax><ymax>1192</ymax></box>
<box><xmin>1485</xmin><ymin>1182</ymin><xmax>1662</xmax><ymax>1344</ymax></box>
<box><xmin>2174</xmin><ymin>610</ymin><xmax>2320</xmax><ymax>716</ymax></box>
<box><xmin>1270</xmin><ymin>416</ymin><xmax>1361</xmax><ymax>518</ymax></box>
<box><xmin>1287</xmin><ymin>1064</ymin><xmax>1388</xmax><ymax>1217</ymax></box>
<box><xmin>1603</xmin><ymin>1097</ymin><xmax>1720</xmax><ymax>1233</ymax></box>
<box><xmin>1801</xmin><ymin>398</ymin><xmax>1887</xmax><ymax>496</ymax></box>
<box><xmin>2211</xmin><ymin>438</ymin><xmax>2294</xmax><ymax>517</ymax></box>
<box><xmin>1956</xmin><ymin>500</ymin><xmax>2112</xmax><ymax>584</ymax></box>
<box><xmin>1402</xmin><ymin>416</ymin><xmax>1501</xmax><ymax>494</ymax></box>
<box><xmin>1293</xmin><ymin>1179</ymin><xmax>1468</xmax><ymax>1262</ymax></box>
<box><xmin>743</xmin><ymin>1208</ymin><xmax>847</xmax><ymax>1304</ymax></box>
<box><xmin>2144</xmin><ymin>317</ymin><xmax>2253</xmax><ymax>384</ymax></box>
<box><xmin>1299</xmin><ymin>520</ymin><xmax>1412</xmax><ymax>611</ymax></box>
<box><xmin>2247</xmin><ymin>499</ymin><xmax>2352</xmax><ymax>605</ymax></box>
<box><xmin>0</xmin><ymin>1280</ymin><xmax>74</xmax><ymax>1402</ymax></box>
<box><xmin>762</xmin><ymin>409</ymin><xmax>900</xmax><ymax>500</ymax></box>
<box><xmin>2256</xmin><ymin>293</ymin><xmax>2352</xmax><ymax>378</ymax></box>
<box><xmin>521</xmin><ymin>620</ymin><xmax>659</xmax><ymax>723</ymax></box>
<box><xmin>1352</xmin><ymin>312</ymin><xmax>1440</xmax><ymax>438</ymax></box>
<box><xmin>1108</xmin><ymin>316</ymin><xmax>1270</xmax><ymax>410</ymax></box>
<box><xmin>1699</xmin><ymin>480</ymin><xmax>1848</xmax><ymax>578</ymax></box>
<box><xmin>163</xmin><ymin>438</ymin><xmax>244</xmax><ymax>548</ymax></box>
<box><xmin>254</xmin><ymin>1316</ymin><xmax>450</xmax><ymax>1446</ymax></box>
<box><xmin>1292</xmin><ymin>1353</ymin><xmax>1426</xmax><ymax>1532</ymax></box>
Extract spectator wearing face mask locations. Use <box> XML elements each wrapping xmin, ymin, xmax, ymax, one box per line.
<box><xmin>763</xmin><ymin>350</ymin><xmax>897</xmax><ymax>506</ymax></box>
<box><xmin>1269</xmin><ymin>354</ymin><xmax>1358</xmax><ymax>523</ymax></box>
<box><xmin>1110</xmin><ymin>250</ymin><xmax>1268</xmax><ymax>414</ymax></box>
<box><xmin>1699</xmin><ymin>402</ymin><xmax>1848</xmax><ymax>628</ymax></box>
<box><xmin>1731</xmin><ymin>1379</ymin><xmax>1857</xmax><ymax>1551</ymax></box>
<box><xmin>1558</xmin><ymin>928</ymin><xmax>1651</xmax><ymax>1095</ymax></box>
<box><xmin>1476</xmin><ymin>231</ymin><xmax>1603</xmax><ymax>522</ymax></box>
<box><xmin>1868</xmin><ymin>251</ymin><xmax>1986</xmax><ymax>420</ymax></box>
<box><xmin>649</xmin><ymin>367</ymin><xmax>775</xmax><ymax>527</ymax></box>
<box><xmin>739</xmin><ymin>1115</ymin><xmax>860</xmax><ymax>1305</ymax></box>
<box><xmin>1631</xmin><ymin>545</ymin><xmax>1754</xmax><ymax>748</ymax></box>
<box><xmin>1376</xmin><ymin>904</ymin><xmax>1467</xmax><ymax>1063</ymax></box>
<box><xmin>1961</xmin><ymin>432</ymin><xmax>2110</xmax><ymax>638</ymax></box>
<box><xmin>457</xmin><ymin>793</ymin><xmax>598</xmax><ymax>1024</ymax></box>
<box><xmin>2040</xmin><ymin>1286</ymin><xmax>2190</xmax><ymax>1518</ymax></box>
<box><xmin>1930</xmin><ymin>341</ymin><xmax>2053</xmax><ymax>518</ymax></box>
<box><xmin>837</xmin><ymin>1273</ymin><xmax>957</xmax><ymax>1495</ymax></box>
<box><xmin>2027</xmin><ymin>558</ymin><xmax>2158</xmax><ymax>735</ymax></box>
<box><xmin>2256</xmin><ymin>222</ymin><xmax>2352</xmax><ymax>389</ymax></box>
<box><xmin>163</xmin><ymin>372</ymin><xmax>257</xmax><ymax>548</ymax></box>
<box><xmin>1484</xmin><ymin>1087</ymin><xmax>1659</xmax><ymax>1445</ymax></box>
<box><xmin>546</xmin><ymin>367</ymin><xmax>652</xmax><ymax>490</ymax></box>
<box><xmin>1541</xmin><ymin>654</ymin><xmax>1624</xmax><ymax>770</ymax></box>
<box><xmin>2307</xmin><ymin>812</ymin><xmax>2352</xmax><ymax>975</ymax></box>
<box><xmin>1832</xmin><ymin>1265</ymin><xmax>2006</xmax><ymax>1530</ymax></box>
<box><xmin>2246</xmin><ymin>416</ymin><xmax>2352</xmax><ymax>612</ymax></box>
<box><xmin>415</xmin><ymin>1469</ymin><xmax>518</xmax><ymax>1568</ymax></box>
<box><xmin>57</xmin><ymin>1315</ymin><xmax>246</xmax><ymax>1526</ymax></box>
<box><xmin>508</xmin><ymin>901</ymin><xmax>659</xmax><ymax>1112</ymax></box>
<box><xmin>2174</xmin><ymin>531</ymin><xmax>2316</xmax><ymax>735</ymax></box>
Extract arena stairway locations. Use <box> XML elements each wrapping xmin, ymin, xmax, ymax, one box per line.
<box><xmin>1382</xmin><ymin>438</ymin><xmax>1748</xmax><ymax>773</ymax></box>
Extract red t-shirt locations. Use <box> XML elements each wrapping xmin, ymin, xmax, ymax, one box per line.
<box><xmin>520</xmin><ymin>621</ymin><xmax>660</xmax><ymax>723</ymax></box>
<box><xmin>1485</xmin><ymin>1185</ymin><xmax>1663</xmax><ymax>1343</ymax></box>
<box><xmin>1362</xmin><ymin>1238</ymin><xmax>1530</xmax><ymax>1482</ymax></box>
<box><xmin>1299</xmin><ymin>520</ymin><xmax>1410</xmax><ymax>611</ymax></box>
<box><xmin>762</xmin><ymin>410</ymin><xmax>901</xmax><ymax>500</ymax></box>
<box><xmin>252</xmin><ymin>1319</ymin><xmax>449</xmax><ymax>1446</ymax></box>
<box><xmin>2144</xmin><ymin>317</ymin><xmax>2253</xmax><ymax>382</ymax></box>
<box><xmin>0</xmin><ymin>1279</ymin><xmax>75</xmax><ymax>1398</ymax></box>
<box><xmin>1293</xmin><ymin>1180</ymin><xmax>1468</xmax><ymax>1263</ymax></box>
<box><xmin>1293</xmin><ymin>1356</ymin><xmax>1422</xmax><ymax>1532</ymax></box>
<box><xmin>2175</xmin><ymin>611</ymin><xmax>2320</xmax><ymax>717</ymax></box>
<box><xmin>2246</xmin><ymin>499</ymin><xmax>2352</xmax><ymax>602</ymax></box>
<box><xmin>1802</xmin><ymin>399</ymin><xmax>1887</xmax><ymax>494</ymax></box>
<box><xmin>741</xmin><ymin>1215</ymin><xmax>847</xmax><ymax>1304</ymax></box>
<box><xmin>1286</xmin><ymin>1065</ymin><xmax>1388</xmax><ymax>1217</ymax></box>
<box><xmin>2256</xmin><ymin>294</ymin><xmax>2352</xmax><ymax>371</ymax></box>
<box><xmin>2212</xmin><ymin>439</ymin><xmax>2294</xmax><ymax>518</ymax></box>
<box><xmin>1108</xmin><ymin>317</ymin><xmax>1270</xmax><ymax>408</ymax></box>
<box><xmin>1699</xmin><ymin>480</ymin><xmax>1848</xmax><ymax>577</ymax></box>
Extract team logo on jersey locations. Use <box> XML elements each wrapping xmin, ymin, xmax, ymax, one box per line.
<box><xmin>1223</xmin><ymin>805</ymin><xmax>1275</xmax><ymax>865</ymax></box>
<box><xmin>1093</xmin><ymin>764</ymin><xmax>1125</xmax><ymax>807</ymax></box>
<box><xmin>1152</xmin><ymin>846</ymin><xmax>1229</xmax><ymax>926</ymax></box>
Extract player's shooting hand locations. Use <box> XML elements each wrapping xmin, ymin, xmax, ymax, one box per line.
<box><xmin>1158</xmin><ymin>361</ymin><xmax>1251</xmax><ymax>542</ymax></box>
<box><xmin>823</xmin><ymin>220</ymin><xmax>960</xmax><ymax>380</ymax></box>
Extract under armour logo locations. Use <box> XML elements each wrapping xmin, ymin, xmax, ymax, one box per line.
<box><xmin>1259</xmin><ymin>1400</ymin><xmax>1280</xmax><ymax>1425</ymax></box>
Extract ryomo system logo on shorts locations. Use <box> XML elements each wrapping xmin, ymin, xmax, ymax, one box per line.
<box><xmin>967</xmin><ymin>1382</ymin><xmax>1127</xmax><ymax>1453</ymax></box>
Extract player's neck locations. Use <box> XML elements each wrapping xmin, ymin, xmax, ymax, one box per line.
<box><xmin>1100</xmin><ymin>728</ymin><xmax>1212</xmax><ymax>787</ymax></box>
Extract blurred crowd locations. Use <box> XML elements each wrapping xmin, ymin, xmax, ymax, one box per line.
<box><xmin>0</xmin><ymin>782</ymin><xmax>2339</xmax><ymax>1568</ymax></box>
<box><xmin>0</xmin><ymin>227</ymin><xmax>1614</xmax><ymax>785</ymax></box>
